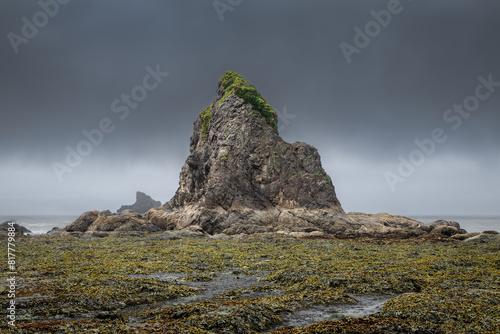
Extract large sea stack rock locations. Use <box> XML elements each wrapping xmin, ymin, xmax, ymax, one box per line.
<box><xmin>117</xmin><ymin>191</ymin><xmax>161</xmax><ymax>214</ymax></box>
<box><xmin>148</xmin><ymin>71</ymin><xmax>358</xmax><ymax>236</ymax></box>
<box><xmin>63</xmin><ymin>72</ymin><xmax>469</xmax><ymax>239</ymax></box>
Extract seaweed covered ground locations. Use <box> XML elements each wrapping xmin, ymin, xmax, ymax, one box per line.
<box><xmin>1</xmin><ymin>233</ymin><xmax>499</xmax><ymax>333</ymax></box>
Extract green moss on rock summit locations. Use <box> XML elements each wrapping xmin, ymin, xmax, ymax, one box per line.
<box><xmin>197</xmin><ymin>71</ymin><xmax>279</xmax><ymax>144</ymax></box>
<box><xmin>218</xmin><ymin>71</ymin><xmax>278</xmax><ymax>131</ymax></box>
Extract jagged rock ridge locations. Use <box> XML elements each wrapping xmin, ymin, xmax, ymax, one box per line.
<box><xmin>117</xmin><ymin>191</ymin><xmax>161</xmax><ymax>214</ymax></box>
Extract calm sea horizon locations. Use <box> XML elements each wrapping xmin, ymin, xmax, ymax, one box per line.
<box><xmin>0</xmin><ymin>214</ymin><xmax>498</xmax><ymax>235</ymax></box>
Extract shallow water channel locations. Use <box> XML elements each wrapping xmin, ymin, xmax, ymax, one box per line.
<box><xmin>265</xmin><ymin>294</ymin><xmax>396</xmax><ymax>332</ymax></box>
<box><xmin>130</xmin><ymin>271</ymin><xmax>279</xmax><ymax>303</ymax></box>
<box><xmin>129</xmin><ymin>272</ymin><xmax>396</xmax><ymax>329</ymax></box>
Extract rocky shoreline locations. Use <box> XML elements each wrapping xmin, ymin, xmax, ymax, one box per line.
<box><xmin>35</xmin><ymin>209</ymin><xmax>496</xmax><ymax>243</ymax></box>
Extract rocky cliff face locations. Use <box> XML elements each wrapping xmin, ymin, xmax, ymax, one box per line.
<box><xmin>148</xmin><ymin>71</ymin><xmax>357</xmax><ymax>236</ymax></box>
<box><xmin>117</xmin><ymin>191</ymin><xmax>161</xmax><ymax>214</ymax></box>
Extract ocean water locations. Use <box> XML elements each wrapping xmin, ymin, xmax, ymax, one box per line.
<box><xmin>0</xmin><ymin>215</ymin><xmax>79</xmax><ymax>235</ymax></box>
<box><xmin>1</xmin><ymin>214</ymin><xmax>498</xmax><ymax>235</ymax></box>
<box><xmin>408</xmin><ymin>215</ymin><xmax>500</xmax><ymax>233</ymax></box>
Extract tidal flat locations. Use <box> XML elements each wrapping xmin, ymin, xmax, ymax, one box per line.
<box><xmin>1</xmin><ymin>234</ymin><xmax>499</xmax><ymax>333</ymax></box>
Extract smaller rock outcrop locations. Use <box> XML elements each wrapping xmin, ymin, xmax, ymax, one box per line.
<box><xmin>117</xmin><ymin>191</ymin><xmax>161</xmax><ymax>214</ymax></box>
<box><xmin>451</xmin><ymin>232</ymin><xmax>480</xmax><ymax>241</ymax></box>
<box><xmin>347</xmin><ymin>213</ymin><xmax>468</xmax><ymax>238</ymax></box>
<box><xmin>65</xmin><ymin>211</ymin><xmax>100</xmax><ymax>232</ymax></box>
<box><xmin>463</xmin><ymin>233</ymin><xmax>500</xmax><ymax>243</ymax></box>
<box><xmin>348</xmin><ymin>213</ymin><xmax>428</xmax><ymax>238</ymax></box>
<box><xmin>427</xmin><ymin>220</ymin><xmax>466</xmax><ymax>236</ymax></box>
<box><xmin>0</xmin><ymin>221</ymin><xmax>32</xmax><ymax>235</ymax></box>
<box><xmin>65</xmin><ymin>210</ymin><xmax>162</xmax><ymax>235</ymax></box>
<box><xmin>46</xmin><ymin>227</ymin><xmax>67</xmax><ymax>237</ymax></box>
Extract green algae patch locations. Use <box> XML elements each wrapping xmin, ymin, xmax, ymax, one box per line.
<box><xmin>218</xmin><ymin>71</ymin><xmax>278</xmax><ymax>131</ymax></box>
<box><xmin>0</xmin><ymin>235</ymin><xmax>499</xmax><ymax>333</ymax></box>
<box><xmin>378</xmin><ymin>289</ymin><xmax>500</xmax><ymax>333</ymax></box>
<box><xmin>200</xmin><ymin>107</ymin><xmax>211</xmax><ymax>140</ymax></box>
<box><xmin>271</xmin><ymin>318</ymin><xmax>445</xmax><ymax>334</ymax></box>
<box><xmin>144</xmin><ymin>299</ymin><xmax>288</xmax><ymax>333</ymax></box>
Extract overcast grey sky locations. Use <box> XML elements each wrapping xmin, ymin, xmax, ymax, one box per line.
<box><xmin>1</xmin><ymin>0</ymin><xmax>499</xmax><ymax>215</ymax></box>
